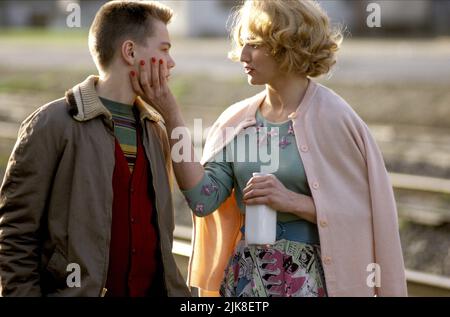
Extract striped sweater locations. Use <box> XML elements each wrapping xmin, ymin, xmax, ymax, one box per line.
<box><xmin>100</xmin><ymin>97</ymin><xmax>137</xmax><ymax>172</ymax></box>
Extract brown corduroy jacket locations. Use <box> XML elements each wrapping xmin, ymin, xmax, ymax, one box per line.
<box><xmin>0</xmin><ymin>75</ymin><xmax>189</xmax><ymax>297</ymax></box>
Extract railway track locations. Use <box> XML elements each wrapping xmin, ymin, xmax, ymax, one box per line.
<box><xmin>172</xmin><ymin>232</ymin><xmax>450</xmax><ymax>297</ymax></box>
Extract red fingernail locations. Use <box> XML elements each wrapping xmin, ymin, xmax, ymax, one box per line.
<box><xmin>151</xmin><ymin>57</ymin><xmax>156</xmax><ymax>64</ymax></box>
<box><xmin>140</xmin><ymin>60</ymin><xmax>145</xmax><ymax>66</ymax></box>
<box><xmin>130</xmin><ymin>70</ymin><xmax>135</xmax><ymax>77</ymax></box>
<box><xmin>159</xmin><ymin>59</ymin><xmax>163</xmax><ymax>65</ymax></box>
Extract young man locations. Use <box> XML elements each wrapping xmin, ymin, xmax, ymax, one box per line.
<box><xmin>0</xmin><ymin>1</ymin><xmax>189</xmax><ymax>297</ymax></box>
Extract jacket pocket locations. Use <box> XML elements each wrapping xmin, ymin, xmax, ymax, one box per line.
<box><xmin>46</xmin><ymin>247</ymin><xmax>69</xmax><ymax>286</ymax></box>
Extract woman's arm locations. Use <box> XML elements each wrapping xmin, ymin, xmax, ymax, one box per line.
<box><xmin>181</xmin><ymin>157</ymin><xmax>234</xmax><ymax>216</ymax></box>
<box><xmin>160</xmin><ymin>110</ymin><xmax>206</xmax><ymax>191</ymax></box>
<box><xmin>130</xmin><ymin>58</ymin><xmax>204</xmax><ymax>190</ymax></box>
<box><xmin>130</xmin><ymin>58</ymin><xmax>234</xmax><ymax>215</ymax></box>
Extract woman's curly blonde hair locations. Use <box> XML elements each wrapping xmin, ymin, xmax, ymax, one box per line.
<box><xmin>229</xmin><ymin>0</ymin><xmax>343</xmax><ymax>78</ymax></box>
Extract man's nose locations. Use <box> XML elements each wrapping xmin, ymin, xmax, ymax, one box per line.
<box><xmin>167</xmin><ymin>55</ymin><xmax>176</xmax><ymax>69</ymax></box>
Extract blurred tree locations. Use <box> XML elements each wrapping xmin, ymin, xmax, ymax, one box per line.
<box><xmin>0</xmin><ymin>2</ymin><xmax>6</xmax><ymax>26</ymax></box>
<box><xmin>431</xmin><ymin>0</ymin><xmax>450</xmax><ymax>35</ymax></box>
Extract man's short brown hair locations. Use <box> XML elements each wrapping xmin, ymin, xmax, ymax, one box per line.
<box><xmin>89</xmin><ymin>0</ymin><xmax>173</xmax><ymax>71</ymax></box>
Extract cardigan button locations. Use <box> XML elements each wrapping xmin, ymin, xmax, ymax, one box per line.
<box><xmin>319</xmin><ymin>220</ymin><xmax>328</xmax><ymax>228</ymax></box>
<box><xmin>312</xmin><ymin>182</ymin><xmax>319</xmax><ymax>190</ymax></box>
<box><xmin>323</xmin><ymin>256</ymin><xmax>332</xmax><ymax>265</ymax></box>
<box><xmin>301</xmin><ymin>145</ymin><xmax>309</xmax><ymax>152</ymax></box>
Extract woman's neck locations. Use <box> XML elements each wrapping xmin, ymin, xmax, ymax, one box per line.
<box><xmin>262</xmin><ymin>75</ymin><xmax>309</xmax><ymax>122</ymax></box>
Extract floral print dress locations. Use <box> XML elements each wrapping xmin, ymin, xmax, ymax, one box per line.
<box><xmin>182</xmin><ymin>109</ymin><xmax>327</xmax><ymax>297</ymax></box>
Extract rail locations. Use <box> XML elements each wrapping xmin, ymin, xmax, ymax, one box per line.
<box><xmin>390</xmin><ymin>173</ymin><xmax>450</xmax><ymax>226</ymax></box>
<box><xmin>390</xmin><ymin>172</ymin><xmax>450</xmax><ymax>195</ymax></box>
<box><xmin>172</xmin><ymin>231</ymin><xmax>450</xmax><ymax>297</ymax></box>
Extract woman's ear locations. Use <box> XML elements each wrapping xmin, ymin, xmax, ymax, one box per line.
<box><xmin>121</xmin><ymin>40</ymin><xmax>135</xmax><ymax>66</ymax></box>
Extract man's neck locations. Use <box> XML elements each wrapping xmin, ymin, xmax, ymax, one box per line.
<box><xmin>96</xmin><ymin>70</ymin><xmax>136</xmax><ymax>106</ymax></box>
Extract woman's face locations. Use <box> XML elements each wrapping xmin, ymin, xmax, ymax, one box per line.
<box><xmin>239</xmin><ymin>40</ymin><xmax>281</xmax><ymax>86</ymax></box>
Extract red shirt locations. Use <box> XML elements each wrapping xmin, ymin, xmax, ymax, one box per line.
<box><xmin>105</xmin><ymin>127</ymin><xmax>161</xmax><ymax>297</ymax></box>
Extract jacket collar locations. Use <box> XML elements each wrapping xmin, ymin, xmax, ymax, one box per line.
<box><xmin>65</xmin><ymin>75</ymin><xmax>163</xmax><ymax>127</ymax></box>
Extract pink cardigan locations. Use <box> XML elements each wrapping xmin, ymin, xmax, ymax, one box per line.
<box><xmin>187</xmin><ymin>79</ymin><xmax>407</xmax><ymax>297</ymax></box>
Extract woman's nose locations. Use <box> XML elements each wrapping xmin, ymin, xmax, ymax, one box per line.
<box><xmin>240</xmin><ymin>45</ymin><xmax>251</xmax><ymax>63</ymax></box>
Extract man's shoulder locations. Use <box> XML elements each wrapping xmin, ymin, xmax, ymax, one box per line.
<box><xmin>20</xmin><ymin>97</ymin><xmax>74</xmax><ymax>134</ymax></box>
<box><xmin>38</xmin><ymin>97</ymin><xmax>72</xmax><ymax>119</ymax></box>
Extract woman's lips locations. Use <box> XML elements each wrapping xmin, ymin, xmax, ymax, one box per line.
<box><xmin>244</xmin><ymin>67</ymin><xmax>255</xmax><ymax>74</ymax></box>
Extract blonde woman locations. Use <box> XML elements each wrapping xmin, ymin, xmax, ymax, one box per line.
<box><xmin>131</xmin><ymin>0</ymin><xmax>407</xmax><ymax>297</ymax></box>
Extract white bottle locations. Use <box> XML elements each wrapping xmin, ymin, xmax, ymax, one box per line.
<box><xmin>245</xmin><ymin>172</ymin><xmax>277</xmax><ymax>246</ymax></box>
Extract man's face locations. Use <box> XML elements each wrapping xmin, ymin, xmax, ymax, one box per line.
<box><xmin>135</xmin><ymin>19</ymin><xmax>176</xmax><ymax>79</ymax></box>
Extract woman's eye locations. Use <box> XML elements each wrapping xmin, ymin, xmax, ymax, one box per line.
<box><xmin>244</xmin><ymin>44</ymin><xmax>257</xmax><ymax>49</ymax></box>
